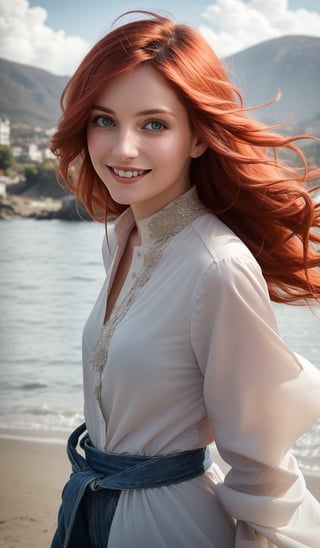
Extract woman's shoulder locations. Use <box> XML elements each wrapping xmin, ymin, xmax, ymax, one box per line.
<box><xmin>175</xmin><ymin>212</ymin><xmax>266</xmax><ymax>301</ymax></box>
<box><xmin>190</xmin><ymin>212</ymin><xmax>255</xmax><ymax>265</ymax></box>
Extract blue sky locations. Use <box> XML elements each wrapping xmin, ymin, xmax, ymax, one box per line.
<box><xmin>1</xmin><ymin>0</ymin><xmax>320</xmax><ymax>75</ymax></box>
<box><xmin>27</xmin><ymin>0</ymin><xmax>320</xmax><ymax>43</ymax></box>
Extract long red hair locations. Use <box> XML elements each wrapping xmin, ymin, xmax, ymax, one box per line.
<box><xmin>51</xmin><ymin>11</ymin><xmax>320</xmax><ymax>304</ymax></box>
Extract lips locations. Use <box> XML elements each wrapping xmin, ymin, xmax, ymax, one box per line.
<box><xmin>110</xmin><ymin>167</ymin><xmax>150</xmax><ymax>179</ymax></box>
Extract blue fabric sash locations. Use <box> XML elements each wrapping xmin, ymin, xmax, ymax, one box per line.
<box><xmin>51</xmin><ymin>422</ymin><xmax>212</xmax><ymax>548</ymax></box>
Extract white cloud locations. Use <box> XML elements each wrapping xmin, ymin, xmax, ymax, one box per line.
<box><xmin>0</xmin><ymin>0</ymin><xmax>90</xmax><ymax>75</ymax></box>
<box><xmin>1</xmin><ymin>0</ymin><xmax>319</xmax><ymax>74</ymax></box>
<box><xmin>200</xmin><ymin>0</ymin><xmax>320</xmax><ymax>57</ymax></box>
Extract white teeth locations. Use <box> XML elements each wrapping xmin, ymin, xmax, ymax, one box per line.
<box><xmin>113</xmin><ymin>168</ymin><xmax>145</xmax><ymax>178</ymax></box>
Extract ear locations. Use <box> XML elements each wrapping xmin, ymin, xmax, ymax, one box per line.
<box><xmin>190</xmin><ymin>138</ymin><xmax>207</xmax><ymax>158</ymax></box>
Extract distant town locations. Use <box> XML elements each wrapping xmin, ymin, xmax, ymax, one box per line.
<box><xmin>0</xmin><ymin>116</ymin><xmax>88</xmax><ymax>220</ymax></box>
<box><xmin>0</xmin><ymin>116</ymin><xmax>56</xmax><ymax>162</ymax></box>
<box><xmin>0</xmin><ymin>116</ymin><xmax>57</xmax><ymax>190</ymax></box>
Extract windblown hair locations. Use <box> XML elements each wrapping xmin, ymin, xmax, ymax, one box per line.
<box><xmin>51</xmin><ymin>11</ymin><xmax>320</xmax><ymax>304</ymax></box>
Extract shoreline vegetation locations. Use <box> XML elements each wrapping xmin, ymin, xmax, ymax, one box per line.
<box><xmin>0</xmin><ymin>430</ymin><xmax>319</xmax><ymax>548</ymax></box>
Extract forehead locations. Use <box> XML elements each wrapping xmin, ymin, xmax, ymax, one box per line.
<box><xmin>94</xmin><ymin>64</ymin><xmax>185</xmax><ymax>113</ymax></box>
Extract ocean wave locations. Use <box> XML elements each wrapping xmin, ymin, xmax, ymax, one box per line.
<box><xmin>0</xmin><ymin>431</ymin><xmax>67</xmax><ymax>444</ymax></box>
<box><xmin>20</xmin><ymin>382</ymin><xmax>48</xmax><ymax>390</ymax></box>
<box><xmin>70</xmin><ymin>275</ymin><xmax>96</xmax><ymax>282</ymax></box>
<box><xmin>0</xmin><ymin>409</ymin><xmax>84</xmax><ymax>432</ymax></box>
<box><xmin>28</xmin><ymin>405</ymin><xmax>81</xmax><ymax>417</ymax></box>
<box><xmin>29</xmin><ymin>405</ymin><xmax>57</xmax><ymax>416</ymax></box>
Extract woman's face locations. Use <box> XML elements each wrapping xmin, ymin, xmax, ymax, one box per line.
<box><xmin>87</xmin><ymin>64</ymin><xmax>205</xmax><ymax>220</ymax></box>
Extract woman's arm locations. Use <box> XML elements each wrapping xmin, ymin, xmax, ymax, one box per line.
<box><xmin>191</xmin><ymin>254</ymin><xmax>320</xmax><ymax>547</ymax></box>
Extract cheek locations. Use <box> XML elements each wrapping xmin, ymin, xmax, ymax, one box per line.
<box><xmin>86</xmin><ymin>131</ymin><xmax>95</xmax><ymax>159</ymax></box>
<box><xmin>87</xmin><ymin>137</ymin><xmax>105</xmax><ymax>176</ymax></box>
<box><xmin>87</xmin><ymin>129</ymin><xmax>110</xmax><ymax>157</ymax></box>
<box><xmin>87</xmin><ymin>131</ymin><xmax>100</xmax><ymax>157</ymax></box>
<box><xmin>153</xmin><ymin>136</ymin><xmax>193</xmax><ymax>161</ymax></box>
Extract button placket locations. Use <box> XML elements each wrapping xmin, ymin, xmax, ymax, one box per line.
<box><xmin>91</xmin><ymin>187</ymin><xmax>208</xmax><ymax>391</ymax></box>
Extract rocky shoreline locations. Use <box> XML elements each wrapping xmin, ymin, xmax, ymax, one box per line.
<box><xmin>0</xmin><ymin>194</ymin><xmax>92</xmax><ymax>221</ymax></box>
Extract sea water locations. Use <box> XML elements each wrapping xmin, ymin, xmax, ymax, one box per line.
<box><xmin>0</xmin><ymin>219</ymin><xmax>319</xmax><ymax>471</ymax></box>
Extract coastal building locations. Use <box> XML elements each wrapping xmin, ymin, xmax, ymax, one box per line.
<box><xmin>12</xmin><ymin>143</ymin><xmax>43</xmax><ymax>162</ymax></box>
<box><xmin>0</xmin><ymin>117</ymin><xmax>10</xmax><ymax>146</ymax></box>
<box><xmin>28</xmin><ymin>143</ymin><xmax>42</xmax><ymax>162</ymax></box>
<box><xmin>0</xmin><ymin>182</ymin><xmax>6</xmax><ymax>196</ymax></box>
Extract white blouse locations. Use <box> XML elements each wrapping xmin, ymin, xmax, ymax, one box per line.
<box><xmin>82</xmin><ymin>187</ymin><xmax>320</xmax><ymax>547</ymax></box>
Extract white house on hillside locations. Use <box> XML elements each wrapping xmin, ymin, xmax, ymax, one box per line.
<box><xmin>0</xmin><ymin>117</ymin><xmax>10</xmax><ymax>146</ymax></box>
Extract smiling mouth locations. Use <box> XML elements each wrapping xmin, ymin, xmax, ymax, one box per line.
<box><xmin>110</xmin><ymin>167</ymin><xmax>150</xmax><ymax>179</ymax></box>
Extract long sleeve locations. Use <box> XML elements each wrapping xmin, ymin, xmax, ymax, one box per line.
<box><xmin>191</xmin><ymin>254</ymin><xmax>320</xmax><ymax>547</ymax></box>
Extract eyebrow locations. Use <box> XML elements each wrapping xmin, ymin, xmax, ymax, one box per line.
<box><xmin>91</xmin><ymin>105</ymin><xmax>176</xmax><ymax>117</ymax></box>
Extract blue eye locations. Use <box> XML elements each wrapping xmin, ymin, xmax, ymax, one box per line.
<box><xmin>144</xmin><ymin>120</ymin><xmax>166</xmax><ymax>131</ymax></box>
<box><xmin>93</xmin><ymin>116</ymin><xmax>115</xmax><ymax>127</ymax></box>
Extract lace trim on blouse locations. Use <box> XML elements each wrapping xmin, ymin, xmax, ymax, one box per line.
<box><xmin>90</xmin><ymin>188</ymin><xmax>208</xmax><ymax>402</ymax></box>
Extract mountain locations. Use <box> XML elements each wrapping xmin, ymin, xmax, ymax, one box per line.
<box><xmin>0</xmin><ymin>57</ymin><xmax>68</xmax><ymax>128</ymax></box>
<box><xmin>225</xmin><ymin>35</ymin><xmax>320</xmax><ymax>126</ymax></box>
<box><xmin>0</xmin><ymin>35</ymin><xmax>319</xmax><ymax>129</ymax></box>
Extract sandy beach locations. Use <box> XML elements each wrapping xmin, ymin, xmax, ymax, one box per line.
<box><xmin>0</xmin><ymin>434</ymin><xmax>319</xmax><ymax>548</ymax></box>
<box><xmin>0</xmin><ymin>434</ymin><xmax>69</xmax><ymax>548</ymax></box>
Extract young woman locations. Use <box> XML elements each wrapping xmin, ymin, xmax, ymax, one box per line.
<box><xmin>50</xmin><ymin>11</ymin><xmax>320</xmax><ymax>548</ymax></box>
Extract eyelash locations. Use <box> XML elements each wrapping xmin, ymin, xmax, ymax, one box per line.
<box><xmin>91</xmin><ymin>115</ymin><xmax>114</xmax><ymax>127</ymax></box>
<box><xmin>90</xmin><ymin>115</ymin><xmax>168</xmax><ymax>132</ymax></box>
<box><xmin>144</xmin><ymin>120</ymin><xmax>167</xmax><ymax>131</ymax></box>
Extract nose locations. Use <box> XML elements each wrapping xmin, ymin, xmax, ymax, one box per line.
<box><xmin>112</xmin><ymin>128</ymin><xmax>139</xmax><ymax>161</ymax></box>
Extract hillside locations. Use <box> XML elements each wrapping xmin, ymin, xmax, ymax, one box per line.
<box><xmin>225</xmin><ymin>35</ymin><xmax>320</xmax><ymax>126</ymax></box>
<box><xmin>0</xmin><ymin>58</ymin><xmax>68</xmax><ymax>128</ymax></box>
<box><xmin>0</xmin><ymin>35</ymin><xmax>319</xmax><ymax>129</ymax></box>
